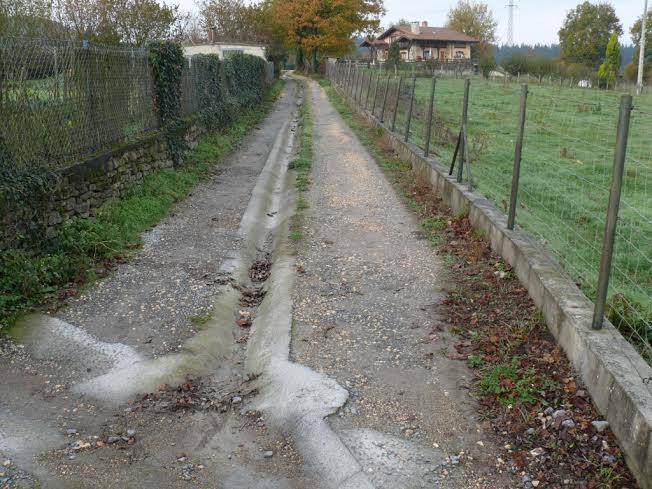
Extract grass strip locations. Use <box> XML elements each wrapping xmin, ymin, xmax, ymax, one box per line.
<box><xmin>0</xmin><ymin>80</ymin><xmax>285</xmax><ymax>330</ymax></box>
<box><xmin>289</xmin><ymin>80</ymin><xmax>314</xmax><ymax>243</ymax></box>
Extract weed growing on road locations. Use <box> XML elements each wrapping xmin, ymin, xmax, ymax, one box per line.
<box><xmin>289</xmin><ymin>81</ymin><xmax>313</xmax><ymax>243</ymax></box>
<box><xmin>319</xmin><ymin>77</ymin><xmax>636</xmax><ymax>488</ymax></box>
<box><xmin>0</xmin><ymin>80</ymin><xmax>285</xmax><ymax>330</ymax></box>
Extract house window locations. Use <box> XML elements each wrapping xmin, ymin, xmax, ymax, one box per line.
<box><xmin>423</xmin><ymin>48</ymin><xmax>432</xmax><ymax>60</ymax></box>
<box><xmin>400</xmin><ymin>50</ymin><xmax>408</xmax><ymax>60</ymax></box>
<box><xmin>454</xmin><ymin>50</ymin><xmax>465</xmax><ymax>59</ymax></box>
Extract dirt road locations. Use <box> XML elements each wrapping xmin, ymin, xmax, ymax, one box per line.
<box><xmin>1</xmin><ymin>77</ymin><xmax>518</xmax><ymax>488</ymax></box>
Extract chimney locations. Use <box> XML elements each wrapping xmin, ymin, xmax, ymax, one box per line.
<box><xmin>208</xmin><ymin>27</ymin><xmax>215</xmax><ymax>44</ymax></box>
<box><xmin>410</xmin><ymin>21</ymin><xmax>420</xmax><ymax>34</ymax></box>
<box><xmin>421</xmin><ymin>20</ymin><xmax>428</xmax><ymax>28</ymax></box>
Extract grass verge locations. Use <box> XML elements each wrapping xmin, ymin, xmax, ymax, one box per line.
<box><xmin>0</xmin><ymin>80</ymin><xmax>285</xmax><ymax>330</ymax></box>
<box><xmin>288</xmin><ymin>80</ymin><xmax>314</xmax><ymax>243</ymax></box>
<box><xmin>320</xmin><ymin>77</ymin><xmax>637</xmax><ymax>488</ymax></box>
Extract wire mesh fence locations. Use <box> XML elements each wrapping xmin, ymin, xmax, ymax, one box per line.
<box><xmin>1</xmin><ymin>38</ymin><xmax>158</xmax><ymax>170</ymax></box>
<box><xmin>329</xmin><ymin>62</ymin><xmax>651</xmax><ymax>364</ymax></box>
<box><xmin>1</xmin><ymin>38</ymin><xmax>270</xmax><ymax>172</ymax></box>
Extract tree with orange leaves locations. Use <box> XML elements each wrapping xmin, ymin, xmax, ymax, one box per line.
<box><xmin>271</xmin><ymin>0</ymin><xmax>384</xmax><ymax>72</ymax></box>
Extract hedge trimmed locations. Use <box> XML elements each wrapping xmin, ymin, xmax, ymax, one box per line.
<box><xmin>190</xmin><ymin>52</ymin><xmax>267</xmax><ymax>130</ymax></box>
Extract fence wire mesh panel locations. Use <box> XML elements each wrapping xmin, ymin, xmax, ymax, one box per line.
<box><xmin>392</xmin><ymin>76</ymin><xmax>413</xmax><ymax>135</ymax></box>
<box><xmin>1</xmin><ymin>38</ymin><xmax>158</xmax><ymax>170</ymax></box>
<box><xmin>181</xmin><ymin>57</ymin><xmax>201</xmax><ymax>117</ymax></box>
<box><xmin>411</xmin><ymin>77</ymin><xmax>464</xmax><ymax>163</ymax></box>
<box><xmin>611</xmin><ymin>106</ymin><xmax>651</xmax><ymax>361</ymax></box>
<box><xmin>328</xmin><ymin>65</ymin><xmax>651</xmax><ymax>364</ymax></box>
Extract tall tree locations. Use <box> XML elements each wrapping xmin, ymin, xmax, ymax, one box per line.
<box><xmin>55</xmin><ymin>0</ymin><xmax>178</xmax><ymax>45</ymax></box>
<box><xmin>446</xmin><ymin>0</ymin><xmax>497</xmax><ymax>58</ymax></box>
<box><xmin>272</xmin><ymin>0</ymin><xmax>384</xmax><ymax>72</ymax></box>
<box><xmin>598</xmin><ymin>31</ymin><xmax>621</xmax><ymax>88</ymax></box>
<box><xmin>201</xmin><ymin>0</ymin><xmax>268</xmax><ymax>43</ymax></box>
<box><xmin>1</xmin><ymin>0</ymin><xmax>67</xmax><ymax>38</ymax></box>
<box><xmin>558</xmin><ymin>1</ymin><xmax>622</xmax><ymax>68</ymax></box>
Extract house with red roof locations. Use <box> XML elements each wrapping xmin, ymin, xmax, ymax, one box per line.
<box><xmin>361</xmin><ymin>21</ymin><xmax>478</xmax><ymax>63</ymax></box>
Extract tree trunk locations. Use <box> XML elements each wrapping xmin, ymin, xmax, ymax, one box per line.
<box><xmin>296</xmin><ymin>47</ymin><xmax>305</xmax><ymax>72</ymax></box>
<box><xmin>312</xmin><ymin>49</ymin><xmax>318</xmax><ymax>74</ymax></box>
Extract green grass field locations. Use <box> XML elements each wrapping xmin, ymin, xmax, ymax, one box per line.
<box><xmin>350</xmin><ymin>70</ymin><xmax>651</xmax><ymax>359</ymax></box>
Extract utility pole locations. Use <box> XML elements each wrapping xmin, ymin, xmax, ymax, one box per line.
<box><xmin>637</xmin><ymin>0</ymin><xmax>649</xmax><ymax>95</ymax></box>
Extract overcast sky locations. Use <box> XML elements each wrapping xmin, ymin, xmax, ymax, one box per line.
<box><xmin>174</xmin><ymin>0</ymin><xmax>646</xmax><ymax>46</ymax></box>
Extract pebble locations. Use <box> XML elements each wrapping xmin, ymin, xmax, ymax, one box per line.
<box><xmin>232</xmin><ymin>396</ymin><xmax>242</xmax><ymax>404</ymax></box>
<box><xmin>552</xmin><ymin>409</ymin><xmax>566</xmax><ymax>419</ymax></box>
<box><xmin>126</xmin><ymin>429</ymin><xmax>137</xmax><ymax>437</ymax></box>
<box><xmin>591</xmin><ymin>420</ymin><xmax>609</xmax><ymax>433</ymax></box>
<box><xmin>544</xmin><ymin>407</ymin><xmax>554</xmax><ymax>416</ymax></box>
<box><xmin>561</xmin><ymin>419</ymin><xmax>575</xmax><ymax>429</ymax></box>
<box><xmin>449</xmin><ymin>455</ymin><xmax>460</xmax><ymax>465</ymax></box>
<box><xmin>66</xmin><ymin>428</ymin><xmax>78</xmax><ymax>436</ymax></box>
<box><xmin>529</xmin><ymin>447</ymin><xmax>545</xmax><ymax>457</ymax></box>
<box><xmin>532</xmin><ymin>481</ymin><xmax>540</xmax><ymax>487</ymax></box>
<box><xmin>107</xmin><ymin>436</ymin><xmax>122</xmax><ymax>444</ymax></box>
<box><xmin>526</xmin><ymin>428</ymin><xmax>535</xmax><ymax>435</ymax></box>
<box><xmin>602</xmin><ymin>455</ymin><xmax>616</xmax><ymax>464</ymax></box>
<box><xmin>263</xmin><ymin>451</ymin><xmax>273</xmax><ymax>458</ymax></box>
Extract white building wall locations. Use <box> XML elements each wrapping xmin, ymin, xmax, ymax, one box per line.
<box><xmin>183</xmin><ymin>43</ymin><xmax>266</xmax><ymax>60</ymax></box>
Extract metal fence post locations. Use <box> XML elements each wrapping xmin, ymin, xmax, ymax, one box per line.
<box><xmin>404</xmin><ymin>76</ymin><xmax>416</xmax><ymax>143</ymax></box>
<box><xmin>507</xmin><ymin>84</ymin><xmax>529</xmax><ymax>230</ymax></box>
<box><xmin>371</xmin><ymin>73</ymin><xmax>381</xmax><ymax>115</ymax></box>
<box><xmin>391</xmin><ymin>77</ymin><xmax>403</xmax><ymax>132</ymax></box>
<box><xmin>380</xmin><ymin>76</ymin><xmax>390</xmax><ymax>122</ymax></box>
<box><xmin>346</xmin><ymin>64</ymin><xmax>352</xmax><ymax>92</ymax></box>
<box><xmin>424</xmin><ymin>76</ymin><xmax>436</xmax><ymax>157</ymax></box>
<box><xmin>356</xmin><ymin>66</ymin><xmax>362</xmax><ymax>100</ymax></box>
<box><xmin>364</xmin><ymin>72</ymin><xmax>372</xmax><ymax>109</ymax></box>
<box><xmin>355</xmin><ymin>67</ymin><xmax>362</xmax><ymax>99</ymax></box>
<box><xmin>592</xmin><ymin>95</ymin><xmax>633</xmax><ymax>330</ymax></box>
<box><xmin>457</xmin><ymin>79</ymin><xmax>471</xmax><ymax>183</ymax></box>
<box><xmin>353</xmin><ymin>69</ymin><xmax>359</xmax><ymax>101</ymax></box>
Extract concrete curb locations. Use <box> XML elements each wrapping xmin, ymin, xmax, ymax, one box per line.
<box><xmin>333</xmin><ymin>85</ymin><xmax>652</xmax><ymax>489</ymax></box>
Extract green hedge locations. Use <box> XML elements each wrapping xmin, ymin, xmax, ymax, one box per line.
<box><xmin>190</xmin><ymin>52</ymin><xmax>267</xmax><ymax>130</ymax></box>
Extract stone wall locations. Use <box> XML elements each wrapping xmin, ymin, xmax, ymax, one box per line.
<box><xmin>1</xmin><ymin>121</ymin><xmax>205</xmax><ymax>244</ymax></box>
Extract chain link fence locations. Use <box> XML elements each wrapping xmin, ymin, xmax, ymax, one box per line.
<box><xmin>329</xmin><ymin>63</ymin><xmax>651</xmax><ymax>365</ymax></box>
<box><xmin>1</xmin><ymin>38</ymin><xmax>272</xmax><ymax>171</ymax></box>
<box><xmin>1</xmin><ymin>38</ymin><xmax>158</xmax><ymax>170</ymax></box>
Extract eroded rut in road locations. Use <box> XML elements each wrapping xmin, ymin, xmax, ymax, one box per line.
<box><xmin>0</xmin><ymin>78</ymin><xmax>349</xmax><ymax>489</ymax></box>
<box><xmin>2</xmin><ymin>77</ymin><xmax>521</xmax><ymax>489</ymax></box>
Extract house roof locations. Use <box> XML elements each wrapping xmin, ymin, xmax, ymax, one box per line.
<box><xmin>360</xmin><ymin>38</ymin><xmax>389</xmax><ymax>48</ymax></box>
<box><xmin>376</xmin><ymin>24</ymin><xmax>478</xmax><ymax>44</ymax></box>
